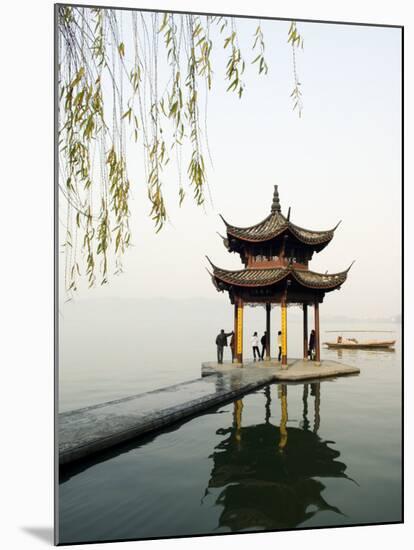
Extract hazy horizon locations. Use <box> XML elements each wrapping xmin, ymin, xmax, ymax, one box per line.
<box><xmin>59</xmin><ymin>295</ymin><xmax>401</xmax><ymax>411</ymax></box>
<box><xmin>61</xmin><ymin>294</ymin><xmax>401</xmax><ymax>322</ymax></box>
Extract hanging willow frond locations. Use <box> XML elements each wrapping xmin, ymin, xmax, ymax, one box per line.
<box><xmin>252</xmin><ymin>23</ymin><xmax>268</xmax><ymax>75</ymax></box>
<box><xmin>57</xmin><ymin>7</ymin><xmax>303</xmax><ymax>296</ymax></box>
<box><xmin>288</xmin><ymin>21</ymin><xmax>304</xmax><ymax>117</ymax></box>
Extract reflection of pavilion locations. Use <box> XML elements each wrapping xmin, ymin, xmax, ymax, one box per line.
<box><xmin>205</xmin><ymin>383</ymin><xmax>350</xmax><ymax>531</ymax></box>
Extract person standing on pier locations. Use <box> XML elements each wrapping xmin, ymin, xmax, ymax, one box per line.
<box><xmin>230</xmin><ymin>332</ymin><xmax>235</xmax><ymax>362</ymax></box>
<box><xmin>277</xmin><ymin>330</ymin><xmax>282</xmax><ymax>361</ymax></box>
<box><xmin>252</xmin><ymin>332</ymin><xmax>261</xmax><ymax>361</ymax></box>
<box><xmin>260</xmin><ymin>331</ymin><xmax>267</xmax><ymax>360</ymax></box>
<box><xmin>309</xmin><ymin>329</ymin><xmax>316</xmax><ymax>360</ymax></box>
<box><xmin>215</xmin><ymin>329</ymin><xmax>233</xmax><ymax>364</ymax></box>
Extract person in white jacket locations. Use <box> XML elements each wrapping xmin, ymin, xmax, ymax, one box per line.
<box><xmin>251</xmin><ymin>332</ymin><xmax>260</xmax><ymax>361</ymax></box>
<box><xmin>277</xmin><ymin>330</ymin><xmax>282</xmax><ymax>361</ymax></box>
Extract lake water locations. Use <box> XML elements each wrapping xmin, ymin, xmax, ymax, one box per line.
<box><xmin>58</xmin><ymin>300</ymin><xmax>402</xmax><ymax>543</ymax></box>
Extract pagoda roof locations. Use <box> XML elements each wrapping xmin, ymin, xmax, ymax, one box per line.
<box><xmin>220</xmin><ymin>186</ymin><xmax>340</xmax><ymax>248</ymax></box>
<box><xmin>207</xmin><ymin>261</ymin><xmax>353</xmax><ymax>291</ymax></box>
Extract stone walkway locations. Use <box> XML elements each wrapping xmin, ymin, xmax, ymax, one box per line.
<box><xmin>59</xmin><ymin>358</ymin><xmax>359</xmax><ymax>465</ymax></box>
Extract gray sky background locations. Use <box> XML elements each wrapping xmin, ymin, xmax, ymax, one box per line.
<box><xmin>62</xmin><ymin>14</ymin><xmax>402</xmax><ymax>319</ymax></box>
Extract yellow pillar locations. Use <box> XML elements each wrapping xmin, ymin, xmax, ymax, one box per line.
<box><xmin>281</xmin><ymin>299</ymin><xmax>287</xmax><ymax>367</ymax></box>
<box><xmin>236</xmin><ymin>301</ymin><xmax>244</xmax><ymax>364</ymax></box>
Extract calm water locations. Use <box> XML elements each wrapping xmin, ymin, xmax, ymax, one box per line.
<box><xmin>59</xmin><ymin>322</ymin><xmax>402</xmax><ymax>544</ymax></box>
<box><xmin>59</xmin><ymin>298</ymin><xmax>401</xmax><ymax>411</ymax></box>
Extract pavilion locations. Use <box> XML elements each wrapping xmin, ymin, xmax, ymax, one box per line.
<box><xmin>207</xmin><ymin>186</ymin><xmax>353</xmax><ymax>365</ymax></box>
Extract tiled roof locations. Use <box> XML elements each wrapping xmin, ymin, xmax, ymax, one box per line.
<box><xmin>209</xmin><ymin>264</ymin><xmax>349</xmax><ymax>290</ymax></box>
<box><xmin>292</xmin><ymin>268</ymin><xmax>348</xmax><ymax>289</ymax></box>
<box><xmin>220</xmin><ymin>185</ymin><xmax>339</xmax><ymax>247</ymax></box>
<box><xmin>222</xmin><ymin>213</ymin><xmax>336</xmax><ymax>246</ymax></box>
<box><xmin>212</xmin><ymin>266</ymin><xmax>287</xmax><ymax>287</ymax></box>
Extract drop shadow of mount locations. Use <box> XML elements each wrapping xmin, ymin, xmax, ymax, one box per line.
<box><xmin>21</xmin><ymin>526</ymin><xmax>54</xmax><ymax>544</ymax></box>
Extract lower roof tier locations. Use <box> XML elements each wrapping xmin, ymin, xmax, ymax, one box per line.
<box><xmin>208</xmin><ymin>262</ymin><xmax>351</xmax><ymax>292</ymax></box>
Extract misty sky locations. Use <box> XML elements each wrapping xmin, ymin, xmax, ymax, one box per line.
<box><xmin>62</xmin><ymin>13</ymin><xmax>402</xmax><ymax>319</ymax></box>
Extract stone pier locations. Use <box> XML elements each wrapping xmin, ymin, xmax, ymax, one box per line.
<box><xmin>59</xmin><ymin>359</ymin><xmax>359</xmax><ymax>465</ymax></box>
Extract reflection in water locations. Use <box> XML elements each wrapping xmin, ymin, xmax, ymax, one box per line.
<box><xmin>264</xmin><ymin>385</ymin><xmax>271</xmax><ymax>424</ymax></box>
<box><xmin>278</xmin><ymin>385</ymin><xmax>288</xmax><ymax>452</ymax></box>
<box><xmin>233</xmin><ymin>398</ymin><xmax>243</xmax><ymax>446</ymax></box>
<box><xmin>58</xmin><ymin>361</ymin><xmax>402</xmax><ymax>544</ymax></box>
<box><xmin>300</xmin><ymin>384</ymin><xmax>310</xmax><ymax>431</ymax></box>
<box><xmin>206</xmin><ymin>383</ymin><xmax>350</xmax><ymax>531</ymax></box>
<box><xmin>312</xmin><ymin>383</ymin><xmax>321</xmax><ymax>434</ymax></box>
<box><xmin>332</xmin><ymin>347</ymin><xmax>395</xmax><ymax>361</ymax></box>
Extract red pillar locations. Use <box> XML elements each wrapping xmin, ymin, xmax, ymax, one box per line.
<box><xmin>265</xmin><ymin>303</ymin><xmax>271</xmax><ymax>360</ymax></box>
<box><xmin>314</xmin><ymin>302</ymin><xmax>320</xmax><ymax>362</ymax></box>
<box><xmin>303</xmin><ymin>304</ymin><xmax>308</xmax><ymax>360</ymax></box>
<box><xmin>233</xmin><ymin>303</ymin><xmax>237</xmax><ymax>363</ymax></box>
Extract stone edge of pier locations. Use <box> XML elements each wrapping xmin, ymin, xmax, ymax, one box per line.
<box><xmin>201</xmin><ymin>358</ymin><xmax>360</xmax><ymax>381</ymax></box>
<box><xmin>59</xmin><ymin>359</ymin><xmax>359</xmax><ymax>466</ymax></box>
<box><xmin>59</xmin><ymin>372</ymin><xmax>278</xmax><ymax>466</ymax></box>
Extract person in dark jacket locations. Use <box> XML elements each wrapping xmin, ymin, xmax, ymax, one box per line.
<box><xmin>260</xmin><ymin>331</ymin><xmax>267</xmax><ymax>360</ymax></box>
<box><xmin>215</xmin><ymin>329</ymin><xmax>233</xmax><ymax>364</ymax></box>
<box><xmin>308</xmin><ymin>329</ymin><xmax>316</xmax><ymax>360</ymax></box>
<box><xmin>277</xmin><ymin>330</ymin><xmax>282</xmax><ymax>361</ymax></box>
<box><xmin>230</xmin><ymin>332</ymin><xmax>235</xmax><ymax>362</ymax></box>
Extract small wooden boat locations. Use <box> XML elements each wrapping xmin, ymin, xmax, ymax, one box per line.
<box><xmin>324</xmin><ymin>338</ymin><xmax>396</xmax><ymax>350</ymax></box>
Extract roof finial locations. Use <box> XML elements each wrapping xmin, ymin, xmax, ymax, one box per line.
<box><xmin>271</xmin><ymin>185</ymin><xmax>281</xmax><ymax>214</ymax></box>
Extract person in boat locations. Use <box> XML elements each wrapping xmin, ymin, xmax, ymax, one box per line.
<box><xmin>309</xmin><ymin>329</ymin><xmax>316</xmax><ymax>360</ymax></box>
<box><xmin>252</xmin><ymin>332</ymin><xmax>261</xmax><ymax>361</ymax></box>
<box><xmin>277</xmin><ymin>330</ymin><xmax>282</xmax><ymax>361</ymax></box>
<box><xmin>260</xmin><ymin>331</ymin><xmax>267</xmax><ymax>360</ymax></box>
<box><xmin>215</xmin><ymin>329</ymin><xmax>233</xmax><ymax>364</ymax></box>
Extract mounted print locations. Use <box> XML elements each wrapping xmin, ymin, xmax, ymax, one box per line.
<box><xmin>55</xmin><ymin>3</ymin><xmax>403</xmax><ymax>545</ymax></box>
